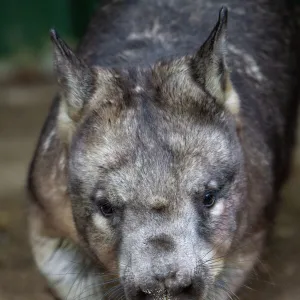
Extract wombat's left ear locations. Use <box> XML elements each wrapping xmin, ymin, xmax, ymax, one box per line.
<box><xmin>192</xmin><ymin>7</ymin><xmax>239</xmax><ymax>116</ymax></box>
<box><xmin>50</xmin><ymin>29</ymin><xmax>96</xmax><ymax>121</ymax></box>
<box><xmin>50</xmin><ymin>29</ymin><xmax>97</xmax><ymax>142</ymax></box>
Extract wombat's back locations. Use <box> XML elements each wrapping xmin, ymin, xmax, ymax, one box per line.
<box><xmin>26</xmin><ymin>2</ymin><xmax>300</xmax><ymax>299</ymax></box>
<box><xmin>77</xmin><ymin>0</ymin><xmax>299</xmax><ymax>187</ymax></box>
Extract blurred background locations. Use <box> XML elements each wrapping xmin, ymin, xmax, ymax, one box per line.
<box><xmin>0</xmin><ymin>1</ymin><xmax>300</xmax><ymax>300</ymax></box>
<box><xmin>0</xmin><ymin>0</ymin><xmax>100</xmax><ymax>83</ymax></box>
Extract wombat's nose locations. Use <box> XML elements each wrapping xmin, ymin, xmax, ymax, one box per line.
<box><xmin>156</xmin><ymin>271</ymin><xmax>193</xmax><ymax>295</ymax></box>
<box><xmin>135</xmin><ymin>270</ymin><xmax>194</xmax><ymax>299</ymax></box>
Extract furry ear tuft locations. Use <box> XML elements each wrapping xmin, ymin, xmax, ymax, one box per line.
<box><xmin>50</xmin><ymin>29</ymin><xmax>96</xmax><ymax>121</ymax></box>
<box><xmin>192</xmin><ymin>7</ymin><xmax>239</xmax><ymax>116</ymax></box>
<box><xmin>50</xmin><ymin>29</ymin><xmax>97</xmax><ymax>142</ymax></box>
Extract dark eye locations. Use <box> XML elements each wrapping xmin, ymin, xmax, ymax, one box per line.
<box><xmin>98</xmin><ymin>200</ymin><xmax>114</xmax><ymax>217</ymax></box>
<box><xmin>203</xmin><ymin>190</ymin><xmax>217</xmax><ymax>208</ymax></box>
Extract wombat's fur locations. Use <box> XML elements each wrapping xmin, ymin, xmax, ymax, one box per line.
<box><xmin>27</xmin><ymin>1</ymin><xmax>300</xmax><ymax>299</ymax></box>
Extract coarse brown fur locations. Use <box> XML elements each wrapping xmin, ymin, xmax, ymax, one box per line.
<box><xmin>27</xmin><ymin>1</ymin><xmax>300</xmax><ymax>299</ymax></box>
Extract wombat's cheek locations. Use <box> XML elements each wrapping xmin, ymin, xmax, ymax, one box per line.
<box><xmin>94</xmin><ymin>242</ymin><xmax>119</xmax><ymax>273</ymax></box>
<box><xmin>85</xmin><ymin>214</ymin><xmax>120</xmax><ymax>273</ymax></box>
<box><xmin>209</xmin><ymin>218</ymin><xmax>235</xmax><ymax>255</ymax></box>
<box><xmin>204</xmin><ymin>204</ymin><xmax>239</xmax><ymax>278</ymax></box>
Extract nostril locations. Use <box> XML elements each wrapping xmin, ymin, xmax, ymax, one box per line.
<box><xmin>180</xmin><ymin>283</ymin><xmax>194</xmax><ymax>295</ymax></box>
<box><xmin>135</xmin><ymin>289</ymin><xmax>148</xmax><ymax>300</ymax></box>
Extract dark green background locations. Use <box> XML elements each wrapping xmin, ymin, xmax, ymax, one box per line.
<box><xmin>0</xmin><ymin>0</ymin><xmax>299</xmax><ymax>65</ymax></box>
<box><xmin>0</xmin><ymin>0</ymin><xmax>99</xmax><ymax>64</ymax></box>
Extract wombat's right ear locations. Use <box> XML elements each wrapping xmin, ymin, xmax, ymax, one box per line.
<box><xmin>50</xmin><ymin>29</ymin><xmax>96</xmax><ymax>140</ymax></box>
<box><xmin>192</xmin><ymin>7</ymin><xmax>239</xmax><ymax>117</ymax></box>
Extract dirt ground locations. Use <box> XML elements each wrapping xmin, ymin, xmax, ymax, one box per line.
<box><xmin>0</xmin><ymin>82</ymin><xmax>300</xmax><ymax>300</ymax></box>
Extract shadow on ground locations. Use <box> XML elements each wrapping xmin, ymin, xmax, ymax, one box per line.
<box><xmin>0</xmin><ymin>83</ymin><xmax>299</xmax><ymax>299</ymax></box>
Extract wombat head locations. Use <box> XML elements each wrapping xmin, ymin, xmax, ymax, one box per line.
<box><xmin>51</xmin><ymin>7</ymin><xmax>246</xmax><ymax>299</ymax></box>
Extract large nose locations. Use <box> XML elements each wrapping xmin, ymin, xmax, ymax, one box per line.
<box><xmin>135</xmin><ymin>268</ymin><xmax>195</xmax><ymax>299</ymax></box>
<box><xmin>134</xmin><ymin>235</ymin><xmax>197</xmax><ymax>299</ymax></box>
<box><xmin>153</xmin><ymin>267</ymin><xmax>193</xmax><ymax>295</ymax></box>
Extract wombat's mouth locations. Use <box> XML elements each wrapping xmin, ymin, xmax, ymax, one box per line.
<box><xmin>137</xmin><ymin>289</ymin><xmax>168</xmax><ymax>299</ymax></box>
<box><xmin>137</xmin><ymin>295</ymin><xmax>196</xmax><ymax>300</ymax></box>
<box><xmin>135</xmin><ymin>288</ymin><xmax>199</xmax><ymax>300</ymax></box>
<box><xmin>137</xmin><ymin>293</ymin><xmax>176</xmax><ymax>300</ymax></box>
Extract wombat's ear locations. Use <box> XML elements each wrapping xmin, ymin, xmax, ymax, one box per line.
<box><xmin>50</xmin><ymin>29</ymin><xmax>96</xmax><ymax>121</ymax></box>
<box><xmin>192</xmin><ymin>7</ymin><xmax>239</xmax><ymax>116</ymax></box>
<box><xmin>50</xmin><ymin>29</ymin><xmax>97</xmax><ymax>142</ymax></box>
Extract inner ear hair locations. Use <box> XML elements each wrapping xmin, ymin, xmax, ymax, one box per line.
<box><xmin>191</xmin><ymin>7</ymin><xmax>240</xmax><ymax>118</ymax></box>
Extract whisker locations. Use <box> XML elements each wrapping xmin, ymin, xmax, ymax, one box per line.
<box><xmin>108</xmin><ymin>286</ymin><xmax>123</xmax><ymax>300</ymax></box>
<box><xmin>66</xmin><ymin>263</ymin><xmax>88</xmax><ymax>300</ymax></box>
<box><xmin>103</xmin><ymin>284</ymin><xmax>123</xmax><ymax>300</ymax></box>
<box><xmin>73</xmin><ymin>276</ymin><xmax>120</xmax><ymax>300</ymax></box>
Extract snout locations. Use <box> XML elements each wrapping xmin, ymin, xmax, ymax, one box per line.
<box><xmin>124</xmin><ymin>264</ymin><xmax>204</xmax><ymax>300</ymax></box>
<box><xmin>121</xmin><ymin>211</ymin><xmax>210</xmax><ymax>300</ymax></box>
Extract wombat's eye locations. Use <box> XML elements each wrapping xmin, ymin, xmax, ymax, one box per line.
<box><xmin>98</xmin><ymin>200</ymin><xmax>114</xmax><ymax>217</ymax></box>
<box><xmin>203</xmin><ymin>191</ymin><xmax>217</xmax><ymax>208</ymax></box>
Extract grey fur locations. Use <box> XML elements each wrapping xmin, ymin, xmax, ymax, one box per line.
<box><xmin>27</xmin><ymin>1</ymin><xmax>300</xmax><ymax>300</ymax></box>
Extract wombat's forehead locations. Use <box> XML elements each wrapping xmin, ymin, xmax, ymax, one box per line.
<box><xmin>69</xmin><ymin>111</ymin><xmax>234</xmax><ymax>205</ymax></box>
<box><xmin>72</xmin><ymin>109</ymin><xmax>231</xmax><ymax>181</ymax></box>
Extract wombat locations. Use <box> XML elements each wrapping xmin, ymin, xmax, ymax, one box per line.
<box><xmin>27</xmin><ymin>1</ymin><xmax>300</xmax><ymax>299</ymax></box>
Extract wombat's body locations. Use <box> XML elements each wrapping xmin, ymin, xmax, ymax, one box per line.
<box><xmin>27</xmin><ymin>1</ymin><xmax>299</xmax><ymax>300</ymax></box>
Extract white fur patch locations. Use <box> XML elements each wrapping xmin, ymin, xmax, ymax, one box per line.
<box><xmin>225</xmin><ymin>87</ymin><xmax>240</xmax><ymax>116</ymax></box>
<box><xmin>134</xmin><ymin>85</ymin><xmax>143</xmax><ymax>93</ymax></box>
<box><xmin>58</xmin><ymin>155</ymin><xmax>65</xmax><ymax>168</ymax></box>
<box><xmin>30</xmin><ymin>233</ymin><xmax>103</xmax><ymax>300</ymax></box>
<box><xmin>211</xmin><ymin>201</ymin><xmax>225</xmax><ymax>217</ymax></box>
<box><xmin>228</xmin><ymin>44</ymin><xmax>265</xmax><ymax>82</ymax></box>
<box><xmin>93</xmin><ymin>214</ymin><xmax>110</xmax><ymax>231</ymax></box>
<box><xmin>127</xmin><ymin>19</ymin><xmax>173</xmax><ymax>48</ymax></box>
<box><xmin>42</xmin><ymin>129</ymin><xmax>55</xmax><ymax>153</ymax></box>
